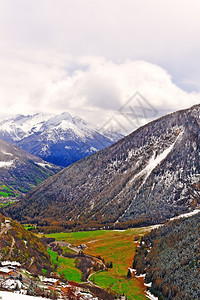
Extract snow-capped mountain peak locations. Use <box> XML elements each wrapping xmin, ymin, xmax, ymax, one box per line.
<box><xmin>0</xmin><ymin>112</ymin><xmax>123</xmax><ymax>167</ymax></box>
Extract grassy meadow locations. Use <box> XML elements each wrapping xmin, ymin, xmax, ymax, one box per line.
<box><xmin>47</xmin><ymin>248</ymin><xmax>82</xmax><ymax>282</ymax></box>
<box><xmin>46</xmin><ymin>228</ymin><xmax>151</xmax><ymax>299</ymax></box>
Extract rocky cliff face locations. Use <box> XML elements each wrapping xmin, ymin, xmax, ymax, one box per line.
<box><xmin>8</xmin><ymin>104</ymin><xmax>200</xmax><ymax>225</ymax></box>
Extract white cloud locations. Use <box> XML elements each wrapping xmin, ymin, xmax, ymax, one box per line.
<box><xmin>0</xmin><ymin>0</ymin><xmax>200</xmax><ymax>92</ymax></box>
<box><xmin>0</xmin><ymin>0</ymin><xmax>200</xmax><ymax>134</ymax></box>
<box><xmin>0</xmin><ymin>48</ymin><xmax>199</xmax><ymax>134</ymax></box>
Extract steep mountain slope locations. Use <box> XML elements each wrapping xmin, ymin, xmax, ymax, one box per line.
<box><xmin>0</xmin><ymin>213</ymin><xmax>52</xmax><ymax>275</ymax></box>
<box><xmin>0</xmin><ymin>139</ymin><xmax>61</xmax><ymax>194</ymax></box>
<box><xmin>133</xmin><ymin>213</ymin><xmax>200</xmax><ymax>299</ymax></box>
<box><xmin>0</xmin><ymin>113</ymin><xmax>123</xmax><ymax>167</ymax></box>
<box><xmin>8</xmin><ymin>104</ymin><xmax>200</xmax><ymax>225</ymax></box>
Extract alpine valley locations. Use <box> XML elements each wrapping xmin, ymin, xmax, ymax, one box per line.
<box><xmin>0</xmin><ymin>113</ymin><xmax>123</xmax><ymax>167</ymax></box>
<box><xmin>0</xmin><ymin>104</ymin><xmax>200</xmax><ymax>300</ymax></box>
<box><xmin>7</xmin><ymin>104</ymin><xmax>200</xmax><ymax>228</ymax></box>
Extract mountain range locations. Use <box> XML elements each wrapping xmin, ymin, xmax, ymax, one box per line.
<box><xmin>0</xmin><ymin>113</ymin><xmax>123</xmax><ymax>167</ymax></box>
<box><xmin>7</xmin><ymin>104</ymin><xmax>200</xmax><ymax>226</ymax></box>
<box><xmin>0</xmin><ymin>138</ymin><xmax>61</xmax><ymax>195</ymax></box>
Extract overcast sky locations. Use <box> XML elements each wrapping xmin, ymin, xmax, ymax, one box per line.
<box><xmin>0</xmin><ymin>0</ymin><xmax>200</xmax><ymax>133</ymax></box>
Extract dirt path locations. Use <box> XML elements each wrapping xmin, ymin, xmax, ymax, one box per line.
<box><xmin>7</xmin><ymin>237</ymin><xmax>15</xmax><ymax>258</ymax></box>
<box><xmin>56</xmin><ymin>241</ymin><xmax>80</xmax><ymax>253</ymax></box>
<box><xmin>87</xmin><ymin>271</ymin><xmax>104</xmax><ymax>288</ymax></box>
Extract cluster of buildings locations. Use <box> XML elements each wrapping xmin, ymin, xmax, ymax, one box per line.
<box><xmin>0</xmin><ymin>278</ymin><xmax>27</xmax><ymax>294</ymax></box>
<box><xmin>0</xmin><ymin>260</ymin><xmax>98</xmax><ymax>299</ymax></box>
<box><xmin>39</xmin><ymin>277</ymin><xmax>98</xmax><ymax>299</ymax></box>
<box><xmin>0</xmin><ymin>260</ymin><xmax>28</xmax><ymax>295</ymax></box>
<box><xmin>0</xmin><ymin>260</ymin><xmax>21</xmax><ymax>276</ymax></box>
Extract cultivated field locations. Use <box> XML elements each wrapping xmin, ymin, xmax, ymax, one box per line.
<box><xmin>46</xmin><ymin>228</ymin><xmax>151</xmax><ymax>299</ymax></box>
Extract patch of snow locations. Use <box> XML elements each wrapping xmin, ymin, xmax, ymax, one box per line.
<box><xmin>58</xmin><ymin>120</ymin><xmax>89</xmax><ymax>139</ymax></box>
<box><xmin>107</xmin><ymin>159</ymin><xmax>122</xmax><ymax>170</ymax></box>
<box><xmin>0</xmin><ymin>161</ymin><xmax>13</xmax><ymax>168</ymax></box>
<box><xmin>128</xmin><ymin>268</ymin><xmax>136</xmax><ymax>272</ymax></box>
<box><xmin>90</xmin><ymin>146</ymin><xmax>98</xmax><ymax>152</ymax></box>
<box><xmin>144</xmin><ymin>282</ymin><xmax>152</xmax><ymax>287</ymax></box>
<box><xmin>43</xmin><ymin>277</ymin><xmax>59</xmax><ymax>284</ymax></box>
<box><xmin>0</xmin><ymin>267</ymin><xmax>12</xmax><ymax>273</ymax></box>
<box><xmin>127</xmin><ymin>149</ymin><xmax>135</xmax><ymax>160</ymax></box>
<box><xmin>41</xmin><ymin>144</ymin><xmax>49</xmax><ymax>154</ymax></box>
<box><xmin>170</xmin><ymin>209</ymin><xmax>200</xmax><ymax>221</ymax></box>
<box><xmin>0</xmin><ymin>291</ymin><xmax>44</xmax><ymax>299</ymax></box>
<box><xmin>1</xmin><ymin>151</ymin><xmax>13</xmax><ymax>157</ymax></box>
<box><xmin>35</xmin><ymin>162</ymin><xmax>53</xmax><ymax>168</ymax></box>
<box><xmin>90</xmin><ymin>201</ymin><xmax>95</xmax><ymax>210</ymax></box>
<box><xmin>1</xmin><ymin>261</ymin><xmax>21</xmax><ymax>267</ymax></box>
<box><xmin>146</xmin><ymin>290</ymin><xmax>159</xmax><ymax>300</ymax></box>
<box><xmin>135</xmin><ymin>274</ymin><xmax>146</xmax><ymax>278</ymax></box>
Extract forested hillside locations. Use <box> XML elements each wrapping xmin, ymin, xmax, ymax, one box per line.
<box><xmin>0</xmin><ymin>138</ymin><xmax>61</xmax><ymax>195</ymax></box>
<box><xmin>7</xmin><ymin>104</ymin><xmax>200</xmax><ymax>226</ymax></box>
<box><xmin>133</xmin><ymin>213</ymin><xmax>200</xmax><ymax>299</ymax></box>
<box><xmin>0</xmin><ymin>213</ymin><xmax>52</xmax><ymax>275</ymax></box>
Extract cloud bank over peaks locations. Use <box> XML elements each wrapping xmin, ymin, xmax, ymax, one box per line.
<box><xmin>0</xmin><ymin>50</ymin><xmax>199</xmax><ymax>134</ymax></box>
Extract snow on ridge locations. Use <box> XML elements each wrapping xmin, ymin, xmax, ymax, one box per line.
<box><xmin>0</xmin><ymin>112</ymin><xmax>121</xmax><ymax>144</ymax></box>
<box><xmin>57</xmin><ymin>120</ymin><xmax>90</xmax><ymax>139</ymax></box>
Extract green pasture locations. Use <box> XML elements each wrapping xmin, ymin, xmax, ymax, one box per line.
<box><xmin>47</xmin><ymin>248</ymin><xmax>82</xmax><ymax>283</ymax></box>
<box><xmin>46</xmin><ymin>228</ymin><xmax>150</xmax><ymax>299</ymax></box>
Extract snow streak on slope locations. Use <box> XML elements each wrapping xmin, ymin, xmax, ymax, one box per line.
<box><xmin>117</xmin><ymin>131</ymin><xmax>184</xmax><ymax>222</ymax></box>
<box><xmin>130</xmin><ymin>131</ymin><xmax>183</xmax><ymax>186</ymax></box>
<box><xmin>170</xmin><ymin>208</ymin><xmax>200</xmax><ymax>221</ymax></box>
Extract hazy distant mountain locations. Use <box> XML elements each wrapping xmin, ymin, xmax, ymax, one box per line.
<box><xmin>0</xmin><ymin>113</ymin><xmax>123</xmax><ymax>167</ymax></box>
<box><xmin>8</xmin><ymin>104</ymin><xmax>200</xmax><ymax>225</ymax></box>
<box><xmin>0</xmin><ymin>138</ymin><xmax>61</xmax><ymax>195</ymax></box>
